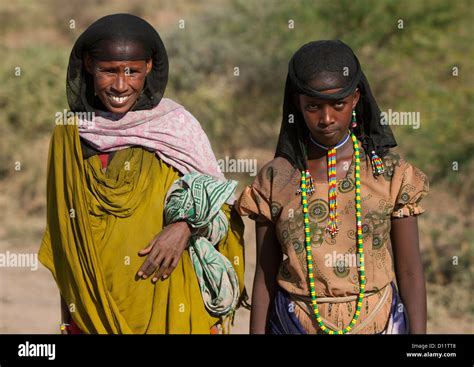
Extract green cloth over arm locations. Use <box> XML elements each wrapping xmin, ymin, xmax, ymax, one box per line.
<box><xmin>164</xmin><ymin>174</ymin><xmax>241</xmax><ymax>316</ymax></box>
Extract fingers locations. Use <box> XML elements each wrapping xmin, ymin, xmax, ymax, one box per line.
<box><xmin>136</xmin><ymin>227</ymin><xmax>188</xmax><ymax>282</ymax></box>
<box><xmin>152</xmin><ymin>257</ymin><xmax>172</xmax><ymax>282</ymax></box>
<box><xmin>138</xmin><ymin>243</ymin><xmax>154</xmax><ymax>256</ymax></box>
<box><xmin>153</xmin><ymin>254</ymin><xmax>181</xmax><ymax>282</ymax></box>
<box><xmin>162</xmin><ymin>257</ymin><xmax>180</xmax><ymax>279</ymax></box>
<box><xmin>137</xmin><ymin>247</ymin><xmax>164</xmax><ymax>279</ymax></box>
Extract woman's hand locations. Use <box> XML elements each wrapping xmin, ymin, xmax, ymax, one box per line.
<box><xmin>137</xmin><ymin>221</ymin><xmax>191</xmax><ymax>283</ymax></box>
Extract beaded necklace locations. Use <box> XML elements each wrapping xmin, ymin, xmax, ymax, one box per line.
<box><xmin>308</xmin><ymin>133</ymin><xmax>350</xmax><ymax>237</ymax></box>
<box><xmin>301</xmin><ymin>132</ymin><xmax>365</xmax><ymax>334</ymax></box>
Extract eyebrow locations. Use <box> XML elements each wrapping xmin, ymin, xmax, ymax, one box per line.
<box><xmin>96</xmin><ymin>63</ymin><xmax>143</xmax><ymax>70</ymax></box>
<box><xmin>305</xmin><ymin>97</ymin><xmax>347</xmax><ymax>103</ymax></box>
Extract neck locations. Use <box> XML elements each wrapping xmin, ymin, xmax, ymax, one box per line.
<box><xmin>307</xmin><ymin>131</ymin><xmax>353</xmax><ymax>160</ymax></box>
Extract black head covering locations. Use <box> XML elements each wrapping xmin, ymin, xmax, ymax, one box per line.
<box><xmin>66</xmin><ymin>13</ymin><xmax>169</xmax><ymax>112</ymax></box>
<box><xmin>275</xmin><ymin>40</ymin><xmax>397</xmax><ymax>171</ymax></box>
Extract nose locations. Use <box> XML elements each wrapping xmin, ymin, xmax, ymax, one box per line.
<box><xmin>111</xmin><ymin>73</ymin><xmax>128</xmax><ymax>94</ymax></box>
<box><xmin>319</xmin><ymin>105</ymin><xmax>336</xmax><ymax>127</ymax></box>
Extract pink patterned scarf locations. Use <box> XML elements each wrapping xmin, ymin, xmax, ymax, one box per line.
<box><xmin>78</xmin><ymin>98</ymin><xmax>234</xmax><ymax>202</ymax></box>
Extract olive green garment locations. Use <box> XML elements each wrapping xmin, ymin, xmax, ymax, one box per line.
<box><xmin>39</xmin><ymin>125</ymin><xmax>245</xmax><ymax>334</ymax></box>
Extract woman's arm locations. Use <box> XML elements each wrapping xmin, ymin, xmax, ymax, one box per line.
<box><xmin>250</xmin><ymin>220</ymin><xmax>282</xmax><ymax>334</ymax></box>
<box><xmin>390</xmin><ymin>216</ymin><xmax>427</xmax><ymax>334</ymax></box>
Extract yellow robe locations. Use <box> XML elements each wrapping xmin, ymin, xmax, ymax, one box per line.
<box><xmin>39</xmin><ymin>125</ymin><xmax>245</xmax><ymax>334</ymax></box>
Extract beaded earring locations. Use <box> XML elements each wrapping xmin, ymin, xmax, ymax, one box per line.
<box><xmin>352</xmin><ymin>110</ymin><xmax>385</xmax><ymax>177</ymax></box>
<box><xmin>296</xmin><ymin>169</ymin><xmax>315</xmax><ymax>196</ymax></box>
<box><xmin>370</xmin><ymin>151</ymin><xmax>385</xmax><ymax>176</ymax></box>
<box><xmin>351</xmin><ymin>110</ymin><xmax>357</xmax><ymax>128</ymax></box>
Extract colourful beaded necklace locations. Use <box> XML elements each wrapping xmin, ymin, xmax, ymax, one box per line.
<box><xmin>301</xmin><ymin>132</ymin><xmax>365</xmax><ymax>334</ymax></box>
<box><xmin>308</xmin><ymin>133</ymin><xmax>350</xmax><ymax>237</ymax></box>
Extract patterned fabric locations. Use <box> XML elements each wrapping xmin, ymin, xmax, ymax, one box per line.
<box><xmin>77</xmin><ymin>98</ymin><xmax>234</xmax><ymax>203</ymax></box>
<box><xmin>165</xmin><ymin>173</ymin><xmax>240</xmax><ymax>317</ymax></box>
<box><xmin>236</xmin><ymin>138</ymin><xmax>429</xmax><ymax>333</ymax></box>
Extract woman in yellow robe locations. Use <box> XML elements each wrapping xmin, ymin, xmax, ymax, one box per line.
<box><xmin>39</xmin><ymin>14</ymin><xmax>245</xmax><ymax>334</ymax></box>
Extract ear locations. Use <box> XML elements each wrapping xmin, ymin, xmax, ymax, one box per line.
<box><xmin>83</xmin><ymin>53</ymin><xmax>95</xmax><ymax>74</ymax></box>
<box><xmin>352</xmin><ymin>88</ymin><xmax>360</xmax><ymax>109</ymax></box>
<box><xmin>145</xmin><ymin>58</ymin><xmax>153</xmax><ymax>75</ymax></box>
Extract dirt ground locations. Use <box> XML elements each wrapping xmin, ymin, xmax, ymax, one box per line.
<box><xmin>0</xmin><ymin>216</ymin><xmax>471</xmax><ymax>334</ymax></box>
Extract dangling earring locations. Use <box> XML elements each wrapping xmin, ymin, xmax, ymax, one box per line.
<box><xmin>351</xmin><ymin>110</ymin><xmax>357</xmax><ymax>128</ymax></box>
<box><xmin>370</xmin><ymin>151</ymin><xmax>385</xmax><ymax>176</ymax></box>
<box><xmin>296</xmin><ymin>169</ymin><xmax>315</xmax><ymax>196</ymax></box>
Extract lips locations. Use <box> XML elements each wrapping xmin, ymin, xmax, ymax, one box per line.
<box><xmin>107</xmin><ymin>94</ymin><xmax>132</xmax><ymax>106</ymax></box>
<box><xmin>320</xmin><ymin>129</ymin><xmax>337</xmax><ymax>136</ymax></box>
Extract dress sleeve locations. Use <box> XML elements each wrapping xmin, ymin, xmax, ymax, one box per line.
<box><xmin>390</xmin><ymin>160</ymin><xmax>429</xmax><ymax>218</ymax></box>
<box><xmin>235</xmin><ymin>164</ymin><xmax>273</xmax><ymax>223</ymax></box>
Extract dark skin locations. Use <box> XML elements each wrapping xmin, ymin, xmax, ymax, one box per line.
<box><xmin>251</xmin><ymin>85</ymin><xmax>426</xmax><ymax>334</ymax></box>
<box><xmin>61</xmin><ymin>43</ymin><xmax>191</xmax><ymax>333</ymax></box>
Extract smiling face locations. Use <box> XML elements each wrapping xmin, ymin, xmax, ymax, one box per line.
<box><xmin>298</xmin><ymin>87</ymin><xmax>360</xmax><ymax>147</ymax></box>
<box><xmin>83</xmin><ymin>42</ymin><xmax>152</xmax><ymax>113</ymax></box>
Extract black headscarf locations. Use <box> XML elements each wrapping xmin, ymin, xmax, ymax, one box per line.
<box><xmin>66</xmin><ymin>13</ymin><xmax>169</xmax><ymax>112</ymax></box>
<box><xmin>275</xmin><ymin>40</ymin><xmax>397</xmax><ymax>171</ymax></box>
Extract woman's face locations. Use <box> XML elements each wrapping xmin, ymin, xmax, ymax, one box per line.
<box><xmin>84</xmin><ymin>51</ymin><xmax>152</xmax><ymax>113</ymax></box>
<box><xmin>298</xmin><ymin>88</ymin><xmax>360</xmax><ymax>146</ymax></box>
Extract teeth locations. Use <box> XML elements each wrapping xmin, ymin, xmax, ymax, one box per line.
<box><xmin>109</xmin><ymin>95</ymin><xmax>130</xmax><ymax>104</ymax></box>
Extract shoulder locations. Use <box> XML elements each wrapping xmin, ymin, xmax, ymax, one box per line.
<box><xmin>380</xmin><ymin>147</ymin><xmax>428</xmax><ymax>184</ymax></box>
<box><xmin>255</xmin><ymin>157</ymin><xmax>299</xmax><ymax>186</ymax></box>
<box><xmin>161</xmin><ymin>98</ymin><xmax>206</xmax><ymax>131</ymax></box>
<box><xmin>380</xmin><ymin>148</ymin><xmax>429</xmax><ymax>207</ymax></box>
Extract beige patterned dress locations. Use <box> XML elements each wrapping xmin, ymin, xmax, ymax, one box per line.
<box><xmin>236</xmin><ymin>138</ymin><xmax>429</xmax><ymax>334</ymax></box>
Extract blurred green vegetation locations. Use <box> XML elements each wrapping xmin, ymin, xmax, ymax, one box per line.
<box><xmin>1</xmin><ymin>0</ymin><xmax>473</xmax><ymax>329</ymax></box>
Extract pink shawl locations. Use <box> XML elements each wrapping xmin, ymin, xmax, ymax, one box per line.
<box><xmin>77</xmin><ymin>98</ymin><xmax>234</xmax><ymax>202</ymax></box>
